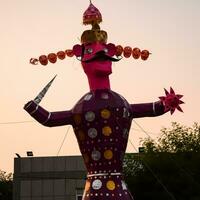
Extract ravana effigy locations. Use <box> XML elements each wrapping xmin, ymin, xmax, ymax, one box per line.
<box><xmin>25</xmin><ymin>1</ymin><xmax>184</xmax><ymax>199</ymax></box>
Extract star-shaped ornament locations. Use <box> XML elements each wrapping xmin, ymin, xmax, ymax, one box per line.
<box><xmin>159</xmin><ymin>87</ymin><xmax>184</xmax><ymax>115</ymax></box>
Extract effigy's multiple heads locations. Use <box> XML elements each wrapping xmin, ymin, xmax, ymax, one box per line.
<box><xmin>30</xmin><ymin>1</ymin><xmax>151</xmax><ymax>76</ymax></box>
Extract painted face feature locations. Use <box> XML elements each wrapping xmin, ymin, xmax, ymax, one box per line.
<box><xmin>73</xmin><ymin>42</ymin><xmax>118</xmax><ymax>77</ymax></box>
<box><xmin>82</xmin><ymin>43</ymin><xmax>112</xmax><ymax>76</ymax></box>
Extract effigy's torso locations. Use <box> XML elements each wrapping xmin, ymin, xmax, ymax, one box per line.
<box><xmin>72</xmin><ymin>89</ymin><xmax>134</xmax><ymax>200</ymax></box>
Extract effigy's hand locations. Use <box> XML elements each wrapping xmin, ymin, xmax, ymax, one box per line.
<box><xmin>24</xmin><ymin>100</ymin><xmax>34</xmax><ymax>109</ymax></box>
<box><xmin>159</xmin><ymin>87</ymin><xmax>184</xmax><ymax>115</ymax></box>
<box><xmin>23</xmin><ymin>100</ymin><xmax>38</xmax><ymax>114</ymax></box>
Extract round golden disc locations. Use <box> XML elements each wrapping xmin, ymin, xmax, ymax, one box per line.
<box><xmin>73</xmin><ymin>114</ymin><xmax>81</xmax><ymax>125</ymax></box>
<box><xmin>101</xmin><ymin>109</ymin><xmax>111</xmax><ymax>119</ymax></box>
<box><xmin>104</xmin><ymin>150</ymin><xmax>113</xmax><ymax>160</ymax></box>
<box><xmin>106</xmin><ymin>180</ymin><xmax>116</xmax><ymax>191</ymax></box>
<box><xmin>83</xmin><ymin>153</ymin><xmax>89</xmax><ymax>163</ymax></box>
<box><xmin>78</xmin><ymin>130</ymin><xmax>85</xmax><ymax>141</ymax></box>
<box><xmin>102</xmin><ymin>126</ymin><xmax>112</xmax><ymax>136</ymax></box>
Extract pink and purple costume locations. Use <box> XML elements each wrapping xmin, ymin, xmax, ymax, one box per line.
<box><xmin>24</xmin><ymin>89</ymin><xmax>165</xmax><ymax>200</ymax></box>
<box><xmin>25</xmin><ymin>2</ymin><xmax>183</xmax><ymax>200</ymax></box>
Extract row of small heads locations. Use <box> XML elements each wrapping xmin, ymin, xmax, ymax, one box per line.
<box><xmin>30</xmin><ymin>44</ymin><xmax>151</xmax><ymax>66</ymax></box>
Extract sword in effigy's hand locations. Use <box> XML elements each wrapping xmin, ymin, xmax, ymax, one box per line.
<box><xmin>33</xmin><ymin>75</ymin><xmax>57</xmax><ymax>104</ymax></box>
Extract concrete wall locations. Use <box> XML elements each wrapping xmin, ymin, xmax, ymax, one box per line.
<box><xmin>13</xmin><ymin>156</ymin><xmax>86</xmax><ymax>200</ymax></box>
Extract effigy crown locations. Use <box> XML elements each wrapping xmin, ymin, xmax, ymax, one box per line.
<box><xmin>81</xmin><ymin>2</ymin><xmax>107</xmax><ymax>44</ymax></box>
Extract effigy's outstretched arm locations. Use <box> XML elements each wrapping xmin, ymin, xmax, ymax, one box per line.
<box><xmin>131</xmin><ymin>101</ymin><xmax>165</xmax><ymax>118</ymax></box>
<box><xmin>24</xmin><ymin>101</ymin><xmax>72</xmax><ymax>127</ymax></box>
<box><xmin>131</xmin><ymin>88</ymin><xmax>184</xmax><ymax>118</ymax></box>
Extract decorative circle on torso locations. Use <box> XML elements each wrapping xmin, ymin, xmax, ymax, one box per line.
<box><xmin>78</xmin><ymin>130</ymin><xmax>85</xmax><ymax>141</ymax></box>
<box><xmin>106</xmin><ymin>180</ymin><xmax>116</xmax><ymax>191</ymax></box>
<box><xmin>104</xmin><ymin>150</ymin><xmax>113</xmax><ymax>160</ymax></box>
<box><xmin>88</xmin><ymin>128</ymin><xmax>98</xmax><ymax>138</ymax></box>
<box><xmin>101</xmin><ymin>109</ymin><xmax>111</xmax><ymax>119</ymax></box>
<box><xmin>92</xmin><ymin>179</ymin><xmax>102</xmax><ymax>190</ymax></box>
<box><xmin>91</xmin><ymin>150</ymin><xmax>101</xmax><ymax>161</ymax></box>
<box><xmin>73</xmin><ymin>114</ymin><xmax>82</xmax><ymax>125</ymax></box>
<box><xmin>85</xmin><ymin>111</ymin><xmax>95</xmax><ymax>122</ymax></box>
<box><xmin>102</xmin><ymin>126</ymin><xmax>112</xmax><ymax>136</ymax></box>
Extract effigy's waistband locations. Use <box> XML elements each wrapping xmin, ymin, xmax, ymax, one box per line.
<box><xmin>87</xmin><ymin>172</ymin><xmax>123</xmax><ymax>178</ymax></box>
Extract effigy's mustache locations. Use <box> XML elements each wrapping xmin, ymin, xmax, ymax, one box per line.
<box><xmin>83</xmin><ymin>53</ymin><xmax>121</xmax><ymax>63</ymax></box>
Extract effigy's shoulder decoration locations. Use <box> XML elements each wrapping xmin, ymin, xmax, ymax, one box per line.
<box><xmin>25</xmin><ymin>1</ymin><xmax>184</xmax><ymax>200</ymax></box>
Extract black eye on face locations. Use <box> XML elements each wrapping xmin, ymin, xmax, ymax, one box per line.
<box><xmin>84</xmin><ymin>48</ymin><xmax>93</xmax><ymax>54</ymax></box>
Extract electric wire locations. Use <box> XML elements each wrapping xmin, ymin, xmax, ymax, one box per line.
<box><xmin>133</xmin><ymin>120</ymin><xmax>200</xmax><ymax>188</ymax></box>
<box><xmin>133</xmin><ymin>120</ymin><xmax>151</xmax><ymax>138</ymax></box>
<box><xmin>1</xmin><ymin>117</ymin><xmax>199</xmax><ymax>188</ymax></box>
<box><xmin>128</xmin><ymin>138</ymin><xmax>177</xmax><ymax>200</ymax></box>
<box><xmin>56</xmin><ymin>126</ymin><xmax>71</xmax><ymax>156</ymax></box>
<box><xmin>0</xmin><ymin>120</ymin><xmax>34</xmax><ymax>125</ymax></box>
<box><xmin>115</xmin><ymin>116</ymin><xmax>176</xmax><ymax>199</ymax></box>
<box><xmin>0</xmin><ymin>120</ymin><xmax>158</xmax><ymax>135</ymax></box>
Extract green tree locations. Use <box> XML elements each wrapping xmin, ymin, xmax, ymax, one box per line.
<box><xmin>124</xmin><ymin>122</ymin><xmax>200</xmax><ymax>200</ymax></box>
<box><xmin>142</xmin><ymin>122</ymin><xmax>200</xmax><ymax>153</ymax></box>
<box><xmin>0</xmin><ymin>170</ymin><xmax>13</xmax><ymax>200</ymax></box>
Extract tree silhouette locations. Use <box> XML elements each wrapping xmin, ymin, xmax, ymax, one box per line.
<box><xmin>0</xmin><ymin>170</ymin><xmax>13</xmax><ymax>200</ymax></box>
<box><xmin>124</xmin><ymin>122</ymin><xmax>200</xmax><ymax>200</ymax></box>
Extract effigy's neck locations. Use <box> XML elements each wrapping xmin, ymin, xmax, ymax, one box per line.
<box><xmin>87</xmin><ymin>75</ymin><xmax>111</xmax><ymax>91</ymax></box>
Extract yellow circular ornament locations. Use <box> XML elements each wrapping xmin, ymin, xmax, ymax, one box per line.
<box><xmin>102</xmin><ymin>126</ymin><xmax>112</xmax><ymax>136</ymax></box>
<box><xmin>73</xmin><ymin>114</ymin><xmax>82</xmax><ymax>125</ymax></box>
<box><xmin>101</xmin><ymin>109</ymin><xmax>111</xmax><ymax>119</ymax></box>
<box><xmin>78</xmin><ymin>130</ymin><xmax>85</xmax><ymax>141</ymax></box>
<box><xmin>83</xmin><ymin>153</ymin><xmax>89</xmax><ymax>163</ymax></box>
<box><xmin>104</xmin><ymin>150</ymin><xmax>113</xmax><ymax>160</ymax></box>
<box><xmin>106</xmin><ymin>180</ymin><xmax>116</xmax><ymax>191</ymax></box>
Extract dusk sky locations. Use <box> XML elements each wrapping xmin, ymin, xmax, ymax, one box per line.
<box><xmin>1</xmin><ymin>0</ymin><xmax>200</xmax><ymax>173</ymax></box>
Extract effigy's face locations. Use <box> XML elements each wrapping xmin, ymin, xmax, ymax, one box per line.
<box><xmin>80</xmin><ymin>42</ymin><xmax>117</xmax><ymax>77</ymax></box>
<box><xmin>82</xmin><ymin>57</ymin><xmax>112</xmax><ymax>77</ymax></box>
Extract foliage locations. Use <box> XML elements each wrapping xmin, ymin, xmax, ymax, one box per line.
<box><xmin>123</xmin><ymin>153</ymin><xmax>143</xmax><ymax>176</ymax></box>
<box><xmin>125</xmin><ymin>152</ymin><xmax>200</xmax><ymax>200</ymax></box>
<box><xmin>142</xmin><ymin>122</ymin><xmax>200</xmax><ymax>153</ymax></box>
<box><xmin>0</xmin><ymin>170</ymin><xmax>13</xmax><ymax>182</ymax></box>
<box><xmin>124</xmin><ymin>122</ymin><xmax>200</xmax><ymax>200</ymax></box>
<box><xmin>0</xmin><ymin>170</ymin><xmax>13</xmax><ymax>200</ymax></box>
